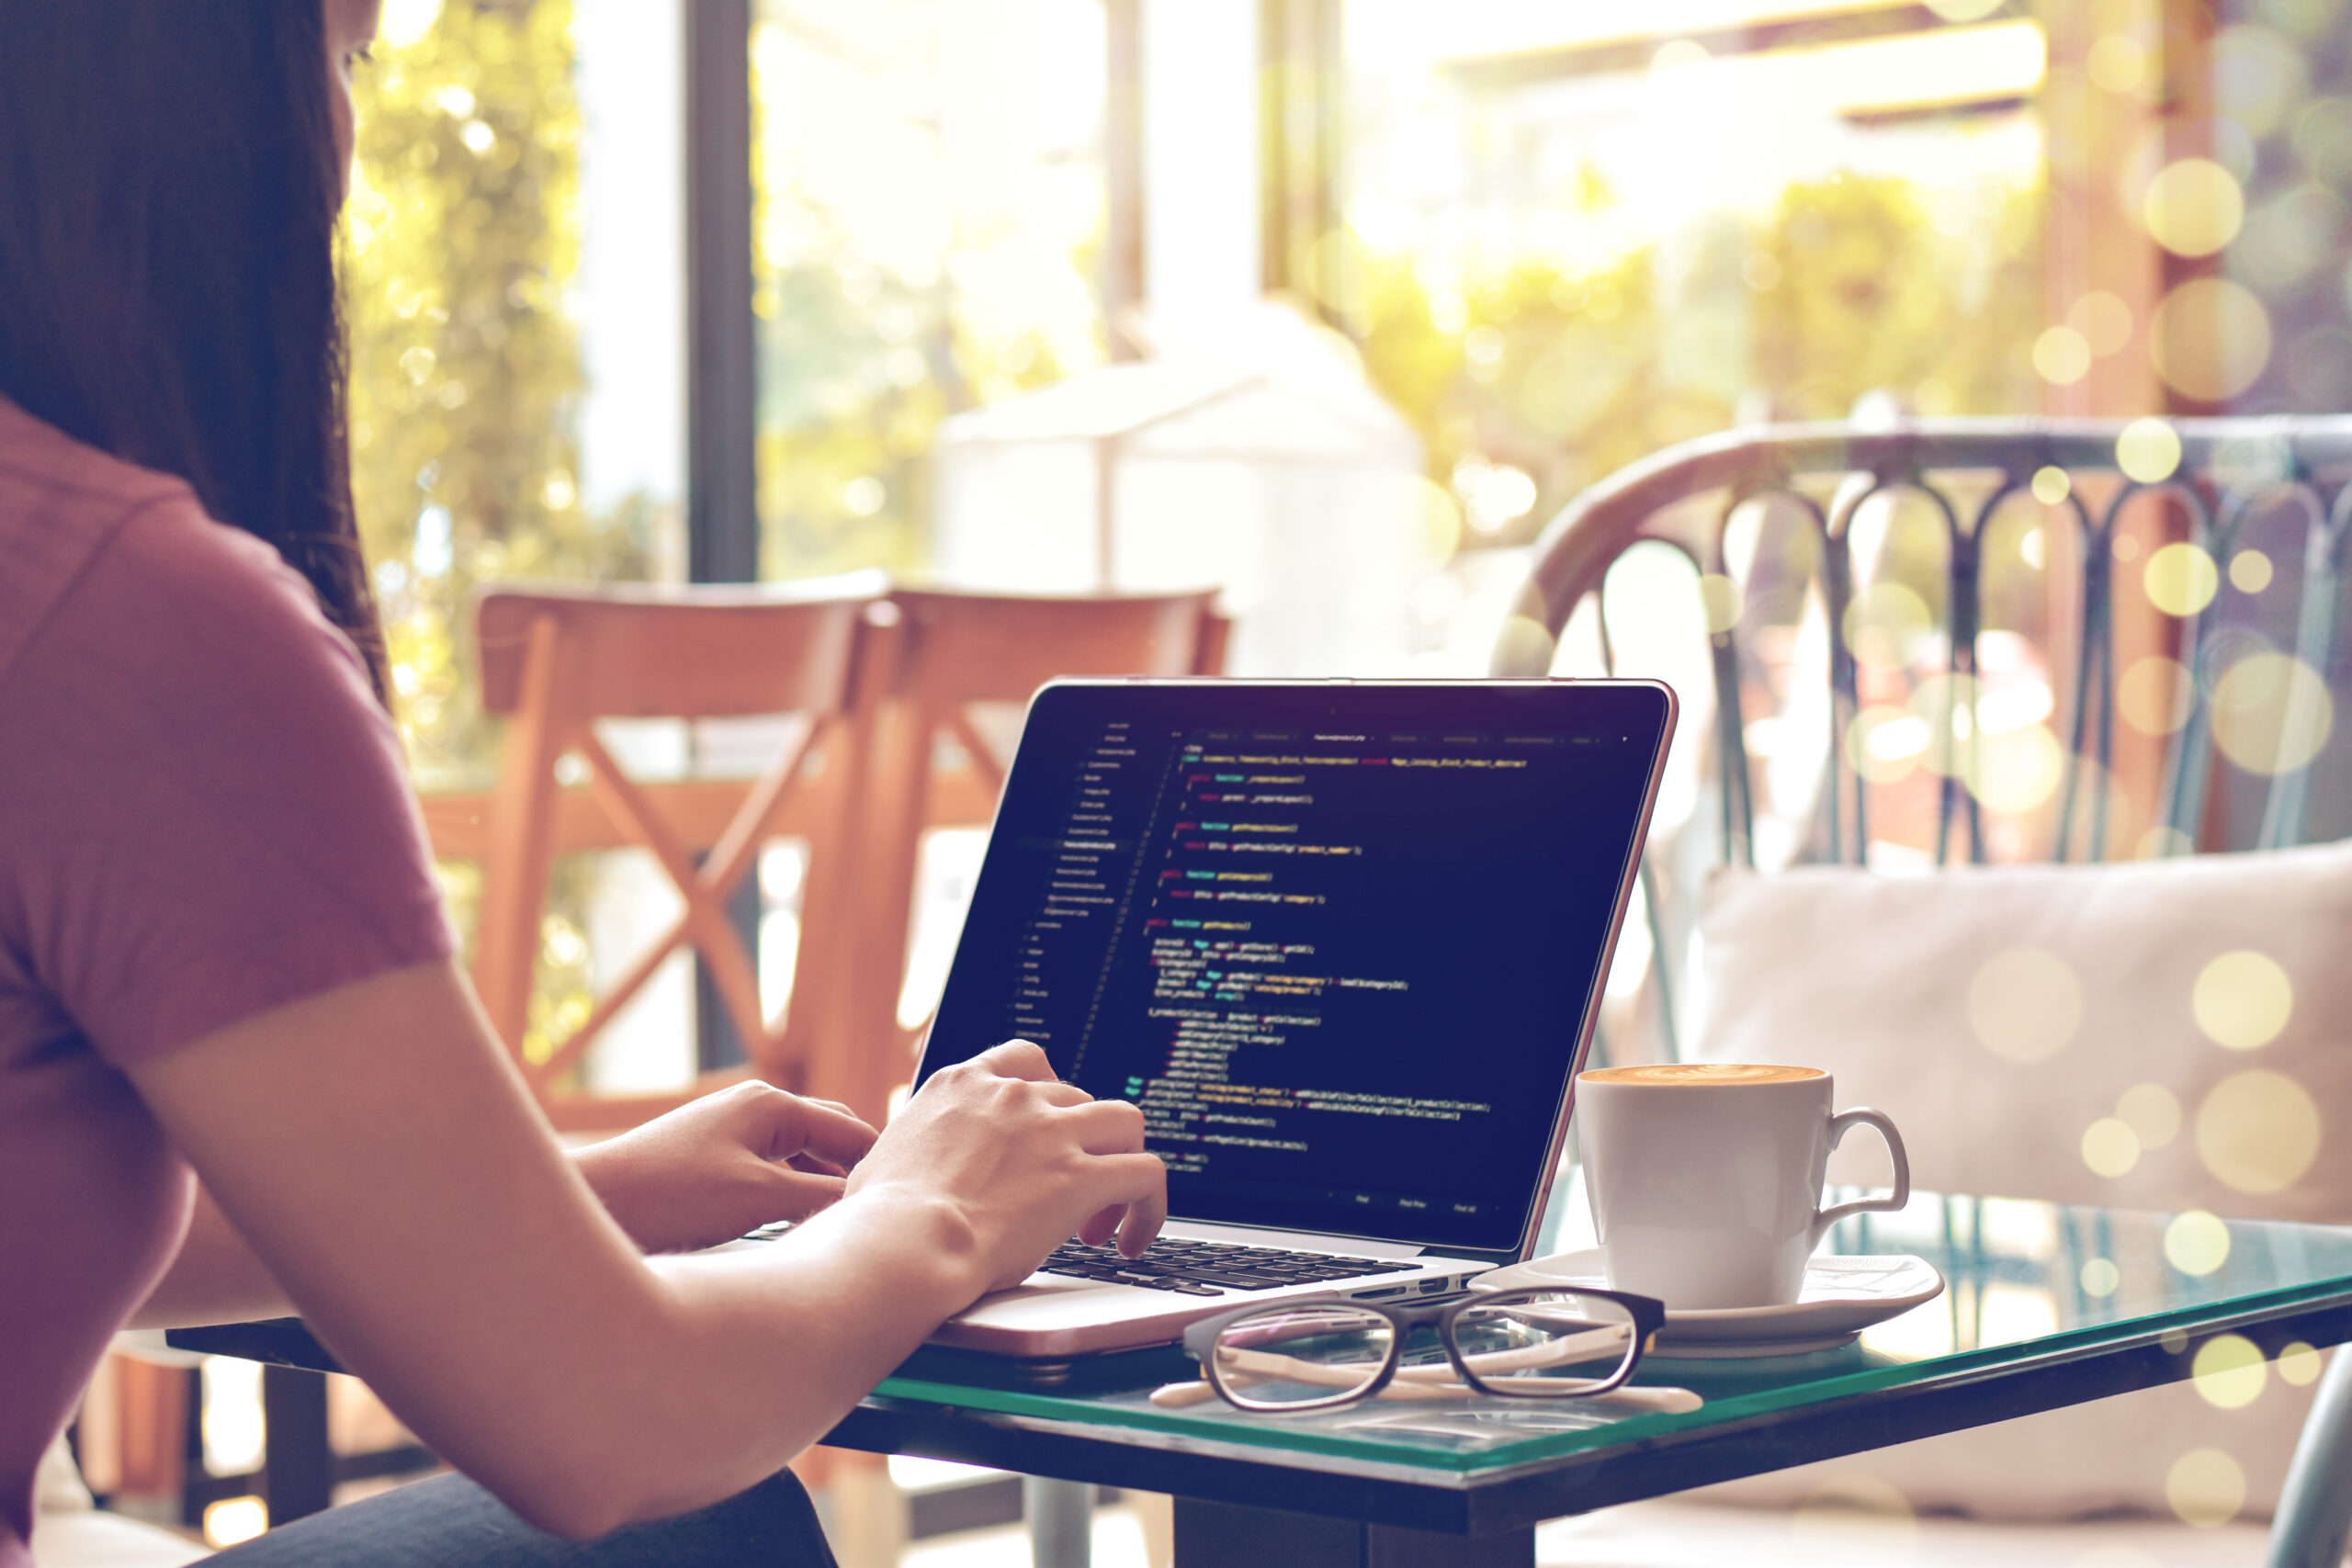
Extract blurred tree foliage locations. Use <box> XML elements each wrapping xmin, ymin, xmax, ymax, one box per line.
<box><xmin>345</xmin><ymin>0</ymin><xmax>649</xmax><ymax>797</ymax></box>
<box><xmin>752</xmin><ymin>247</ymin><xmax>956</xmax><ymax>581</ymax></box>
<box><xmin>1356</xmin><ymin>170</ymin><xmax>2044</xmax><ymax>552</ymax></box>
<box><xmin>748</xmin><ymin>215</ymin><xmax>1080</xmax><ymax>581</ymax></box>
<box><xmin>345</xmin><ymin>0</ymin><xmax>635</xmax><ymax>1055</ymax></box>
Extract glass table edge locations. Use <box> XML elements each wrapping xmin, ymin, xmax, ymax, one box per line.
<box><xmin>866</xmin><ymin>1271</ymin><xmax>2352</xmax><ymax>1476</ymax></box>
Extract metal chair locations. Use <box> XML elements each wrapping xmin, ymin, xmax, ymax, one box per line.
<box><xmin>1487</xmin><ymin>415</ymin><xmax>2352</xmax><ymax>1567</ymax></box>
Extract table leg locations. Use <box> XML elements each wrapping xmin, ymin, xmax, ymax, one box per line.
<box><xmin>1172</xmin><ymin>1497</ymin><xmax>1532</xmax><ymax>1567</ymax></box>
<box><xmin>2267</xmin><ymin>1346</ymin><xmax>2352</xmax><ymax>1568</ymax></box>
<box><xmin>1025</xmin><ymin>1475</ymin><xmax>1096</xmax><ymax>1568</ymax></box>
<box><xmin>260</xmin><ymin>1365</ymin><xmax>333</xmax><ymax>1524</ymax></box>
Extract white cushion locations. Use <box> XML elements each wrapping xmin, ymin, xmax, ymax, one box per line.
<box><xmin>29</xmin><ymin>1433</ymin><xmax>207</xmax><ymax>1568</ymax></box>
<box><xmin>1694</xmin><ymin>839</ymin><xmax>2352</xmax><ymax>1219</ymax></box>
<box><xmin>1540</xmin><ymin>1492</ymin><xmax>2273</xmax><ymax>1567</ymax></box>
<box><xmin>28</xmin><ymin>1511</ymin><xmax>209</xmax><ymax>1568</ymax></box>
<box><xmin>1680</xmin><ymin>1369</ymin><xmax>2320</xmax><ymax>1524</ymax></box>
<box><xmin>1675</xmin><ymin>840</ymin><xmax>2352</xmax><ymax>1522</ymax></box>
<box><xmin>33</xmin><ymin>1432</ymin><xmax>92</xmax><ymax>1517</ymax></box>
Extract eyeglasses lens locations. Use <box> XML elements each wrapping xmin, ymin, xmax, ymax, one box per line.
<box><xmin>1450</xmin><ymin>1289</ymin><xmax>1639</xmax><ymax>1396</ymax></box>
<box><xmin>1208</xmin><ymin>1303</ymin><xmax>1396</xmax><ymax>1409</ymax></box>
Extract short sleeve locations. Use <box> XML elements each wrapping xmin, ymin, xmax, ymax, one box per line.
<box><xmin>0</xmin><ymin>501</ymin><xmax>455</xmax><ymax>1065</ymax></box>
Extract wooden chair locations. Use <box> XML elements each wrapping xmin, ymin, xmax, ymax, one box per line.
<box><xmin>426</xmin><ymin>577</ymin><xmax>888</xmax><ymax>1132</ymax></box>
<box><xmin>830</xmin><ymin>586</ymin><xmax>1229</xmax><ymax>1124</ymax></box>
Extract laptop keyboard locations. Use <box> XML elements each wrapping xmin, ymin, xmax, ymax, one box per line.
<box><xmin>1035</xmin><ymin>1238</ymin><xmax>1419</xmax><ymax>1296</ymax></box>
<box><xmin>729</xmin><ymin>1224</ymin><xmax>1418</xmax><ymax>1297</ymax></box>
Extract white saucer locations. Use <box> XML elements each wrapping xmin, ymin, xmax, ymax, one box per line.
<box><xmin>1472</xmin><ymin>1251</ymin><xmax>1945</xmax><ymax>1358</ymax></box>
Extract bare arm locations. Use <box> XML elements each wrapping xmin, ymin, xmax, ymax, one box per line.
<box><xmin>128</xmin><ymin>1184</ymin><xmax>292</xmax><ymax>1329</ymax></box>
<box><xmin>130</xmin><ymin>1079</ymin><xmax>877</xmax><ymax>1329</ymax></box>
<box><xmin>124</xmin><ymin>959</ymin><xmax>1162</xmax><ymax>1539</ymax></box>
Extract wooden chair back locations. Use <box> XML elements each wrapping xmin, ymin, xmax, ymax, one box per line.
<box><xmin>465</xmin><ymin>578</ymin><xmax>885</xmax><ymax>1131</ymax></box>
<box><xmin>836</xmin><ymin>587</ymin><xmax>1229</xmax><ymax>1120</ymax></box>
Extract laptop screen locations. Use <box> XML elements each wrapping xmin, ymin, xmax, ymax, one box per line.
<box><xmin>915</xmin><ymin>680</ymin><xmax>1674</xmax><ymax>1256</ymax></box>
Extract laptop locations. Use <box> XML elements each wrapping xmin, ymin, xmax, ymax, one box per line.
<box><xmin>904</xmin><ymin>676</ymin><xmax>1678</xmax><ymax>1360</ymax></box>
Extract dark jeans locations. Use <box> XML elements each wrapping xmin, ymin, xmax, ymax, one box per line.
<box><xmin>205</xmin><ymin>1469</ymin><xmax>838</xmax><ymax>1567</ymax></box>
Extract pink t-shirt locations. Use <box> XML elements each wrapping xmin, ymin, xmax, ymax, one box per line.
<box><xmin>0</xmin><ymin>400</ymin><xmax>453</xmax><ymax>1564</ymax></box>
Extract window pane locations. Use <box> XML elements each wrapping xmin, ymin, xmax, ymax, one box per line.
<box><xmin>750</xmin><ymin>0</ymin><xmax>1109</xmax><ymax>580</ymax></box>
<box><xmin>352</xmin><ymin>0</ymin><xmax>694</xmax><ymax>1081</ymax></box>
<box><xmin>1342</xmin><ymin>3</ymin><xmax>2046</xmax><ymax>531</ymax></box>
<box><xmin>352</xmin><ymin>0</ymin><xmax>682</xmax><ymax>790</ymax></box>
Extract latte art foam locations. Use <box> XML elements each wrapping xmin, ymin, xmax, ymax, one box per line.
<box><xmin>1581</xmin><ymin>1063</ymin><xmax>1822</xmax><ymax>1087</ymax></box>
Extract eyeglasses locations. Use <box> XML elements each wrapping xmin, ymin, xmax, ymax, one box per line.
<box><xmin>1178</xmin><ymin>1287</ymin><xmax>1667</xmax><ymax>1413</ymax></box>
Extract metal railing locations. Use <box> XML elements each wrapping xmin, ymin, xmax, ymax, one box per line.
<box><xmin>1492</xmin><ymin>416</ymin><xmax>2352</xmax><ymax>867</ymax></box>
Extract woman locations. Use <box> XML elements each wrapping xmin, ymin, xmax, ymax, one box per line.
<box><xmin>0</xmin><ymin>4</ymin><xmax>1165</xmax><ymax>1563</ymax></box>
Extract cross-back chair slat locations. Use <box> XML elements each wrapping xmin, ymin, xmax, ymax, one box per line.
<box><xmin>469</xmin><ymin>578</ymin><xmax>885</xmax><ymax>1132</ymax></box>
<box><xmin>838</xmin><ymin>586</ymin><xmax>1231</xmax><ymax>1122</ymax></box>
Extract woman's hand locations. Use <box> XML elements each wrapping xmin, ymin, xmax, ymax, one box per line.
<box><xmin>571</xmin><ymin>1080</ymin><xmax>878</xmax><ymax>1253</ymax></box>
<box><xmin>845</xmin><ymin>1041</ymin><xmax>1167</xmax><ymax>1293</ymax></box>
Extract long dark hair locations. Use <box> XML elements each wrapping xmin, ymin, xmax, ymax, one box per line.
<box><xmin>0</xmin><ymin>1</ymin><xmax>388</xmax><ymax>701</ymax></box>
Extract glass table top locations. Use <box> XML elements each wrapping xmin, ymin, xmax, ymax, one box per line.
<box><xmin>865</xmin><ymin>1191</ymin><xmax>2352</xmax><ymax>1479</ymax></box>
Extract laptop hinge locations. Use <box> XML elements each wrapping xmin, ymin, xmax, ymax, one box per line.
<box><xmin>1162</xmin><ymin>1220</ymin><xmax>1432</xmax><ymax>1259</ymax></box>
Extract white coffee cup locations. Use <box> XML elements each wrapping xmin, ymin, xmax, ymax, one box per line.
<box><xmin>1575</xmin><ymin>1063</ymin><xmax>1909</xmax><ymax>1309</ymax></box>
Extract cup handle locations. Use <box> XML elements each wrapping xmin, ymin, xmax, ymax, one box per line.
<box><xmin>1813</xmin><ymin>1107</ymin><xmax>1910</xmax><ymax>1239</ymax></box>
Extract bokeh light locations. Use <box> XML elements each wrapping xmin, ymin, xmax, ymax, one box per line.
<box><xmin>2150</xmin><ymin>278</ymin><xmax>2273</xmax><ymax>402</ymax></box>
<box><xmin>2080</xmin><ymin>1258</ymin><xmax>2121</xmax><ymax>1297</ymax></box>
<box><xmin>2293</xmin><ymin>98</ymin><xmax>2352</xmax><ymax>186</ymax></box>
<box><xmin>2210</xmin><ymin>652</ymin><xmax>2335</xmax><ymax>774</ymax></box>
<box><xmin>2116</xmin><ymin>419</ymin><xmax>2181</xmax><ymax>483</ymax></box>
<box><xmin>1396</xmin><ymin>473</ymin><xmax>1464</xmax><ymax>563</ymax></box>
<box><xmin>1842</xmin><ymin>581</ymin><xmax>1933</xmax><ymax>671</ymax></box>
<box><xmin>2118</xmin><ymin>655</ymin><xmax>2193</xmax><ymax>737</ymax></box>
<box><xmin>2143</xmin><ymin>543</ymin><xmax>2220</xmax><ymax>617</ymax></box>
<box><xmin>2238</xmin><ymin>186</ymin><xmax>2346</xmax><ymax>298</ymax></box>
<box><xmin>1847</xmin><ymin>705</ymin><xmax>1928</xmax><ymax>785</ymax></box>
<box><xmin>2141</xmin><ymin>159</ymin><xmax>2245</xmax><ymax>257</ymax></box>
<box><xmin>1971</xmin><ymin>723</ymin><xmax>2065</xmax><ymax>813</ymax></box>
<box><xmin>2030</xmin><ymin>466</ymin><xmax>2070</xmax><ymax>505</ymax></box>
<box><xmin>2197</xmin><ymin>1069</ymin><xmax>2321</xmax><ymax>1194</ymax></box>
<box><xmin>1698</xmin><ymin>572</ymin><xmax>1742</xmax><ymax>634</ymax></box>
<box><xmin>2191</xmin><ymin>1334</ymin><xmax>2267</xmax><ymax>1410</ymax></box>
<box><xmin>1967</xmin><ymin>948</ymin><xmax>2082</xmax><ymax>1062</ymax></box>
<box><xmin>2165</xmin><ymin>1448</ymin><xmax>2245</xmax><ymax>1529</ymax></box>
<box><xmin>203</xmin><ymin>1497</ymin><xmax>270</xmax><ymax>1551</ymax></box>
<box><xmin>2088</xmin><ymin>33</ymin><xmax>2148</xmax><ymax>94</ymax></box>
<box><xmin>1908</xmin><ymin>671</ymin><xmax>1978</xmax><ymax>773</ymax></box>
<box><xmin>2191</xmin><ymin>950</ymin><xmax>2293</xmax><ymax>1050</ymax></box>
<box><xmin>2033</xmin><ymin>325</ymin><xmax>2092</xmax><ymax>384</ymax></box>
<box><xmin>2165</xmin><ymin>1210</ymin><xmax>2232</xmax><ymax>1276</ymax></box>
<box><xmin>2211</xmin><ymin>434</ymin><xmax>2295</xmax><ymax>494</ymax></box>
<box><xmin>2069</xmin><ymin>290</ymin><xmax>2135</xmax><ymax>355</ymax></box>
<box><xmin>2214</xmin><ymin>24</ymin><xmax>2310</xmax><ymax>141</ymax></box>
<box><xmin>2278</xmin><ymin>1342</ymin><xmax>2324</xmax><ymax>1387</ymax></box>
<box><xmin>2082</xmin><ymin>1117</ymin><xmax>2140</xmax><ymax>1178</ymax></box>
<box><xmin>2229</xmin><ymin>549</ymin><xmax>2275</xmax><ymax>594</ymax></box>
<box><xmin>2138</xmin><ymin>825</ymin><xmax>2197</xmax><ymax>860</ymax></box>
<box><xmin>2118</xmin><ymin>1082</ymin><xmax>2183</xmax><ymax>1147</ymax></box>
<box><xmin>381</xmin><ymin>0</ymin><xmax>443</xmax><ymax>50</ymax></box>
<box><xmin>1493</xmin><ymin>615</ymin><xmax>1555</xmax><ymax>675</ymax></box>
